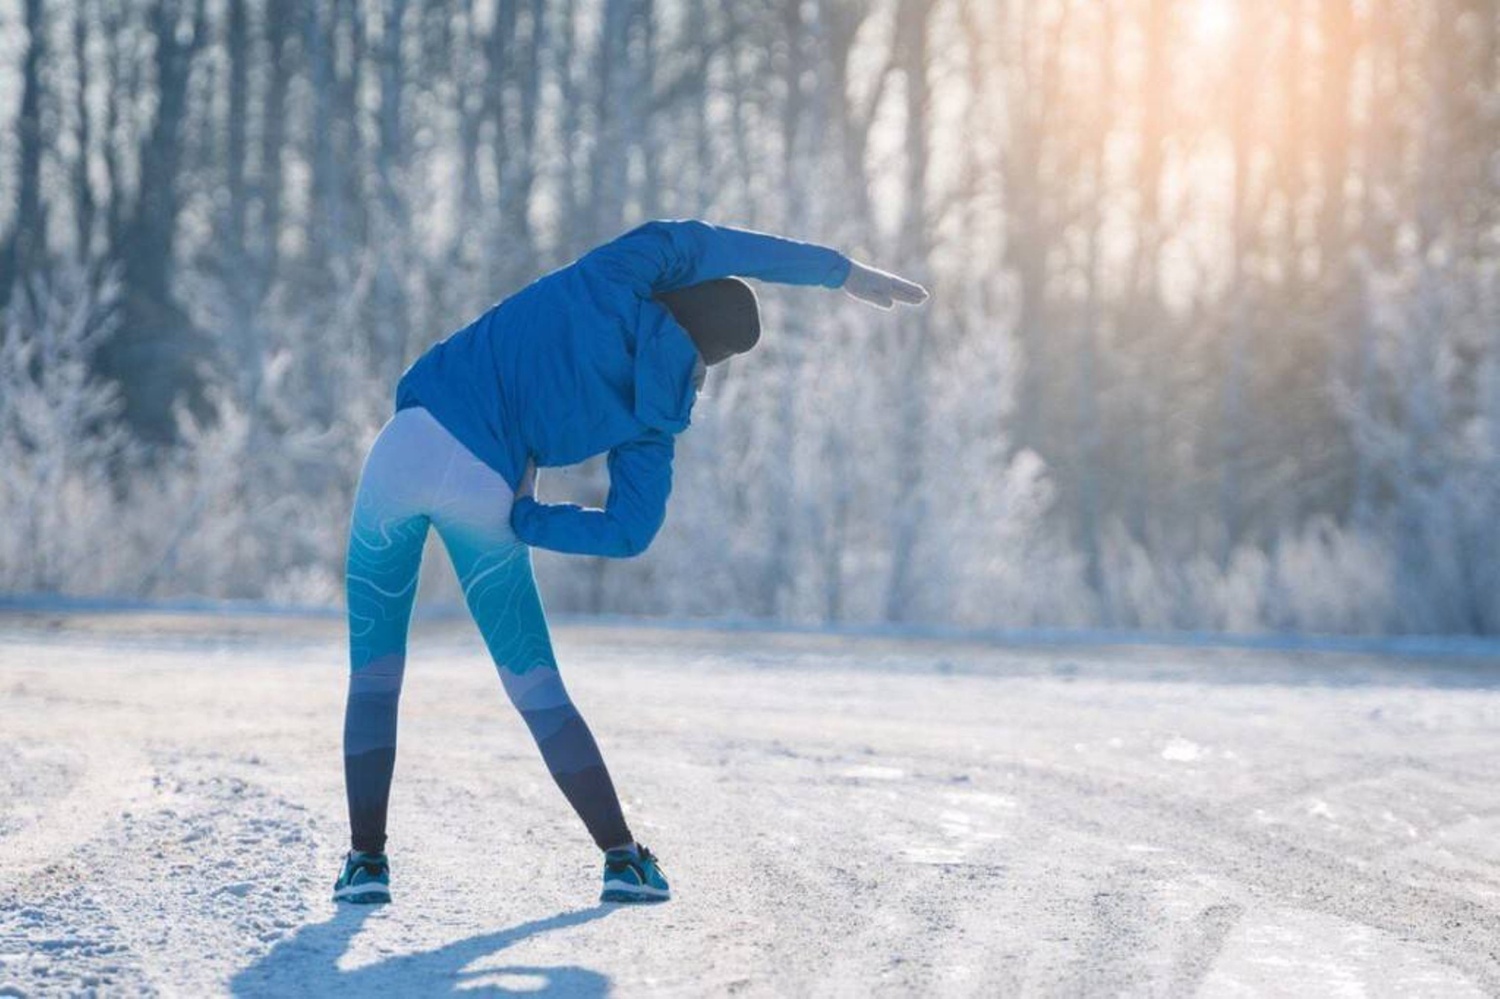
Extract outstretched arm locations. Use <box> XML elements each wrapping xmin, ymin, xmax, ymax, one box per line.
<box><xmin>582</xmin><ymin>219</ymin><xmax>928</xmax><ymax>309</ymax></box>
<box><xmin>581</xmin><ymin>218</ymin><xmax>851</xmax><ymax>294</ymax></box>
<box><xmin>510</xmin><ymin>432</ymin><xmax>674</xmax><ymax>558</ymax></box>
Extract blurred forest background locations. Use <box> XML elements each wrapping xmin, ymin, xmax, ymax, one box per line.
<box><xmin>1</xmin><ymin>0</ymin><xmax>1497</xmax><ymax>634</ymax></box>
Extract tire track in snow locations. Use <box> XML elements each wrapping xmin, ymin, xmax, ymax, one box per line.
<box><xmin>1</xmin><ymin>748</ymin><xmax>324</xmax><ymax>997</ymax></box>
<box><xmin>1010</xmin><ymin>761</ymin><xmax>1500</xmax><ymax>992</ymax></box>
<box><xmin>0</xmin><ymin>736</ymin><xmax>152</xmax><ymax>878</ymax></box>
<box><xmin>1167</xmin><ymin>902</ymin><xmax>1244</xmax><ymax>995</ymax></box>
<box><xmin>1052</xmin><ymin>870</ymin><xmax>1157</xmax><ymax>996</ymax></box>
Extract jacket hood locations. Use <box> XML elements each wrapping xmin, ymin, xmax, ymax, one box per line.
<box><xmin>632</xmin><ymin>309</ymin><xmax>699</xmax><ymax>433</ymax></box>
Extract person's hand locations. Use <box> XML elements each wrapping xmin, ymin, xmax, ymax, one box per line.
<box><xmin>516</xmin><ymin>457</ymin><xmax>537</xmax><ymax>501</ymax></box>
<box><xmin>842</xmin><ymin>260</ymin><xmax>929</xmax><ymax>310</ymax></box>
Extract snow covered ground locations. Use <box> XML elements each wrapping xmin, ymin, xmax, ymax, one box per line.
<box><xmin>2</xmin><ymin>611</ymin><xmax>1499</xmax><ymax>997</ymax></box>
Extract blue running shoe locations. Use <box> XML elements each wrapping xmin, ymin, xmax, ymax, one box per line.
<box><xmin>601</xmin><ymin>844</ymin><xmax>671</xmax><ymax>903</ymax></box>
<box><xmin>332</xmin><ymin>850</ymin><xmax>391</xmax><ymax>904</ymax></box>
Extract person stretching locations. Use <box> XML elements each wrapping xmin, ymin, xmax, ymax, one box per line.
<box><xmin>334</xmin><ymin>219</ymin><xmax>928</xmax><ymax>905</ymax></box>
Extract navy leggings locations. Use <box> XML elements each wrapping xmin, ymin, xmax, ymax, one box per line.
<box><xmin>343</xmin><ymin>407</ymin><xmax>632</xmax><ymax>854</ymax></box>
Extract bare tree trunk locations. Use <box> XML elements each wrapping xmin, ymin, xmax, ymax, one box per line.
<box><xmin>588</xmin><ymin>0</ymin><xmax>635</xmax><ymax>244</ymax></box>
<box><xmin>492</xmin><ymin>0</ymin><xmax>546</xmax><ymax>267</ymax></box>
<box><xmin>883</xmin><ymin>0</ymin><xmax>932</xmax><ymax>624</ymax></box>
<box><xmin>1220</xmin><ymin>2</ymin><xmax>1260</xmax><ymax>564</ymax></box>
<box><xmin>101</xmin><ymin>0</ymin><xmax>209</xmax><ymax>441</ymax></box>
<box><xmin>636</xmin><ymin>0</ymin><xmax>661</xmax><ymax>218</ymax></box>
<box><xmin>305</xmin><ymin>4</ymin><xmax>344</xmax><ymax>266</ymax></box>
<box><xmin>1075</xmin><ymin>2</ymin><xmax>1115</xmax><ymax>609</ymax></box>
<box><xmin>0</xmin><ymin>0</ymin><xmax>47</xmax><ymax>308</ymax></box>
<box><xmin>259</xmin><ymin>0</ymin><xmax>291</xmax><ymax>281</ymax></box>
<box><xmin>374</xmin><ymin>0</ymin><xmax>411</xmax><ymax>383</ymax></box>
<box><xmin>1122</xmin><ymin>0</ymin><xmax>1168</xmax><ymax>545</ymax></box>
<box><xmin>101</xmin><ymin>2</ymin><xmax>130</xmax><ymax>254</ymax></box>
<box><xmin>1348</xmin><ymin>0</ymin><xmax>1399</xmax><ymax>525</ymax></box>
<box><xmin>1005</xmin><ymin>0</ymin><xmax>1070</xmax><ymax>454</ymax></box>
<box><xmin>824</xmin><ymin>1</ymin><xmax>882</xmax><ymax>241</ymax></box>
<box><xmin>455</xmin><ymin>0</ymin><xmax>484</xmax><ymax>235</ymax></box>
<box><xmin>723</xmin><ymin>4</ymin><xmax>760</xmax><ymax>221</ymax></box>
<box><xmin>71</xmin><ymin>2</ymin><xmax>98</xmax><ymax>262</ymax></box>
<box><xmin>226</xmin><ymin>0</ymin><xmax>250</xmax><ymax>262</ymax></box>
<box><xmin>686</xmin><ymin>0</ymin><xmax>715</xmax><ymax>215</ymax></box>
<box><xmin>556</xmin><ymin>0</ymin><xmax>585</xmax><ymax>258</ymax></box>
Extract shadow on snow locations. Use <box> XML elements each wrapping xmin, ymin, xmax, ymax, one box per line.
<box><xmin>230</xmin><ymin>904</ymin><xmax>616</xmax><ymax>997</ymax></box>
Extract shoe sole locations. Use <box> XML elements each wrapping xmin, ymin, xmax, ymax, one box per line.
<box><xmin>600</xmin><ymin>885</ymin><xmax>671</xmax><ymax>904</ymax></box>
<box><xmin>333</xmin><ymin>885</ymin><xmax>391</xmax><ymax>904</ymax></box>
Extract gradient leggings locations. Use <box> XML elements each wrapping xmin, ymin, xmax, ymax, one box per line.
<box><xmin>343</xmin><ymin>406</ymin><xmax>632</xmax><ymax>854</ymax></box>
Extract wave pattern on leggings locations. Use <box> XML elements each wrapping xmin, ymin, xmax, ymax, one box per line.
<box><xmin>342</xmin><ymin>407</ymin><xmax>632</xmax><ymax>854</ymax></box>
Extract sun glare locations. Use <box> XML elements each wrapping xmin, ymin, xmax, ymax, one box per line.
<box><xmin>1190</xmin><ymin>0</ymin><xmax>1238</xmax><ymax>47</ymax></box>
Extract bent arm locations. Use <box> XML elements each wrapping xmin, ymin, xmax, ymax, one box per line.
<box><xmin>581</xmin><ymin>218</ymin><xmax>852</xmax><ymax>296</ymax></box>
<box><xmin>509</xmin><ymin>432</ymin><xmax>674</xmax><ymax>558</ymax></box>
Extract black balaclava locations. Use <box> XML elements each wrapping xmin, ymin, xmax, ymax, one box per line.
<box><xmin>654</xmin><ymin>277</ymin><xmax>761</xmax><ymax>366</ymax></box>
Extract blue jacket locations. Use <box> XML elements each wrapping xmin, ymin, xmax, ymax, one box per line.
<box><xmin>395</xmin><ymin>219</ymin><xmax>851</xmax><ymax>557</ymax></box>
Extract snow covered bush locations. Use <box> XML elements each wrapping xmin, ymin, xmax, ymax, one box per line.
<box><xmin>0</xmin><ymin>267</ymin><xmax>135</xmax><ymax>593</ymax></box>
<box><xmin>1265</xmin><ymin>518</ymin><xmax>1393</xmax><ymax>634</ymax></box>
<box><xmin>1337</xmin><ymin>247</ymin><xmax>1500</xmax><ymax>633</ymax></box>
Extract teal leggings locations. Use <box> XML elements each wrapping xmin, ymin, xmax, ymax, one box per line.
<box><xmin>343</xmin><ymin>407</ymin><xmax>632</xmax><ymax>854</ymax></box>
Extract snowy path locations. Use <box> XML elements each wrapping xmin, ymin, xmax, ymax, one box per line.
<box><xmin>2</xmin><ymin>612</ymin><xmax>1500</xmax><ymax>997</ymax></box>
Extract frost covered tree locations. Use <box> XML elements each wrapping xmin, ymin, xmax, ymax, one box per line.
<box><xmin>0</xmin><ymin>267</ymin><xmax>131</xmax><ymax>592</ymax></box>
<box><xmin>0</xmin><ymin>0</ymin><xmax>1497</xmax><ymax>635</ymax></box>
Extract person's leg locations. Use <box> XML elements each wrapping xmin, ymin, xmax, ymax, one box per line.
<box><xmin>343</xmin><ymin>415</ymin><xmax>432</xmax><ymax>856</ymax></box>
<box><xmin>432</xmin><ymin>455</ymin><xmax>634</xmax><ymax>851</ymax></box>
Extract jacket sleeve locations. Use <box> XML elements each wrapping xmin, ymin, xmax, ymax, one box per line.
<box><xmin>509</xmin><ymin>431</ymin><xmax>674</xmax><ymax>558</ymax></box>
<box><xmin>580</xmin><ymin>218</ymin><xmax>852</xmax><ymax>296</ymax></box>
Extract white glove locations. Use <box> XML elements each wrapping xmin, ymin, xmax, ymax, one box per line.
<box><xmin>842</xmin><ymin>260</ymin><xmax>929</xmax><ymax>310</ymax></box>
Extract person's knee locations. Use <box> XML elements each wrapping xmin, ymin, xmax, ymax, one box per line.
<box><xmin>349</xmin><ymin>652</ymin><xmax>406</xmax><ymax>692</ymax></box>
<box><xmin>500</xmin><ymin>664</ymin><xmax>571</xmax><ymax>713</ymax></box>
<box><xmin>481</xmin><ymin>624</ymin><xmax>557</xmax><ymax>681</ymax></box>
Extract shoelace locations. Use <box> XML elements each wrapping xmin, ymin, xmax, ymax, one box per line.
<box><xmin>607</xmin><ymin>845</ymin><xmax>662</xmax><ymax>877</ymax></box>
